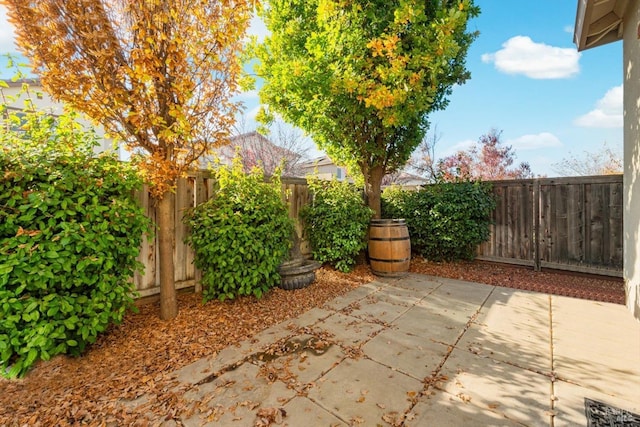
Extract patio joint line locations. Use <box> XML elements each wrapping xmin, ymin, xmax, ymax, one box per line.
<box><xmin>398</xmin><ymin>285</ymin><xmax>499</xmax><ymax>426</ymax></box>
<box><xmin>549</xmin><ymin>295</ymin><xmax>556</xmax><ymax>427</ymax></box>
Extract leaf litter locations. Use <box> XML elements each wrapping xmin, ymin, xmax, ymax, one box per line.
<box><xmin>0</xmin><ymin>266</ymin><xmax>372</xmax><ymax>426</ymax></box>
<box><xmin>0</xmin><ymin>257</ymin><xmax>623</xmax><ymax>425</ymax></box>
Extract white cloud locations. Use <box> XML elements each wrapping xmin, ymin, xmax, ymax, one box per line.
<box><xmin>0</xmin><ymin>6</ymin><xmax>18</xmax><ymax>54</ymax></box>
<box><xmin>573</xmin><ymin>85</ymin><xmax>623</xmax><ymax>128</ymax></box>
<box><xmin>563</xmin><ymin>25</ymin><xmax>575</xmax><ymax>34</ymax></box>
<box><xmin>235</xmin><ymin>89</ymin><xmax>259</xmax><ymax>101</ymax></box>
<box><xmin>246</xmin><ymin>15</ymin><xmax>269</xmax><ymax>42</ymax></box>
<box><xmin>481</xmin><ymin>36</ymin><xmax>581</xmax><ymax>79</ymax></box>
<box><xmin>506</xmin><ymin>132</ymin><xmax>563</xmax><ymax>150</ymax></box>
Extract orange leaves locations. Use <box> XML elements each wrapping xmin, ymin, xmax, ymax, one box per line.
<box><xmin>134</xmin><ymin>150</ymin><xmax>180</xmax><ymax>199</ymax></box>
<box><xmin>366</xmin><ymin>34</ymin><xmax>400</xmax><ymax>58</ymax></box>
<box><xmin>4</xmin><ymin>0</ymin><xmax>253</xmax><ymax>198</ymax></box>
<box><xmin>408</xmin><ymin>72</ymin><xmax>422</xmax><ymax>86</ymax></box>
<box><xmin>0</xmin><ymin>265</ymin><xmax>375</xmax><ymax>425</ymax></box>
<box><xmin>364</xmin><ymin>86</ymin><xmax>395</xmax><ymax>110</ymax></box>
<box><xmin>15</xmin><ymin>227</ymin><xmax>41</xmax><ymax>238</ymax></box>
<box><xmin>366</xmin><ymin>38</ymin><xmax>385</xmax><ymax>58</ymax></box>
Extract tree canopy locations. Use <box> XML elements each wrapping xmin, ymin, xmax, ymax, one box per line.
<box><xmin>4</xmin><ymin>0</ymin><xmax>253</xmax><ymax>319</ymax></box>
<box><xmin>436</xmin><ymin>129</ymin><xmax>534</xmax><ymax>181</ymax></box>
<box><xmin>4</xmin><ymin>0</ymin><xmax>251</xmax><ymax>197</ymax></box>
<box><xmin>252</xmin><ymin>0</ymin><xmax>480</xmax><ymax>216</ymax></box>
<box><xmin>552</xmin><ymin>142</ymin><xmax>622</xmax><ymax>176</ymax></box>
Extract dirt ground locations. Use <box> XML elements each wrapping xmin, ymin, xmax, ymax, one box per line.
<box><xmin>0</xmin><ymin>258</ymin><xmax>625</xmax><ymax>426</ymax></box>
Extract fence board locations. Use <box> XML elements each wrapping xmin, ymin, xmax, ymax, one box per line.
<box><xmin>478</xmin><ymin>181</ymin><xmax>534</xmax><ymax>264</ymax></box>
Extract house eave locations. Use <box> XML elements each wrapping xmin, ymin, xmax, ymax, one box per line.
<box><xmin>575</xmin><ymin>0</ymin><xmax>628</xmax><ymax>51</ymax></box>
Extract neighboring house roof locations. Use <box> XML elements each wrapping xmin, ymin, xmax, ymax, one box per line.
<box><xmin>297</xmin><ymin>155</ymin><xmax>352</xmax><ymax>181</ymax></box>
<box><xmin>574</xmin><ymin>0</ymin><xmax>628</xmax><ymax>51</ymax></box>
<box><xmin>203</xmin><ymin>131</ymin><xmax>302</xmax><ymax>175</ymax></box>
<box><xmin>229</xmin><ymin>131</ymin><xmax>299</xmax><ymax>162</ymax></box>
<box><xmin>298</xmin><ymin>155</ymin><xmax>428</xmax><ymax>187</ymax></box>
<box><xmin>1</xmin><ymin>78</ymin><xmax>114</xmax><ymax>155</ymax></box>
<box><xmin>2</xmin><ymin>78</ymin><xmax>41</xmax><ymax>88</ymax></box>
<box><xmin>382</xmin><ymin>171</ymin><xmax>429</xmax><ymax>187</ymax></box>
<box><xmin>2</xmin><ymin>78</ymin><xmax>58</xmax><ymax>115</ymax></box>
<box><xmin>298</xmin><ymin>155</ymin><xmax>340</xmax><ymax>169</ymax></box>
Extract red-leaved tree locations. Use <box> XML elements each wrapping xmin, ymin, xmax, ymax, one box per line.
<box><xmin>437</xmin><ymin>129</ymin><xmax>533</xmax><ymax>181</ymax></box>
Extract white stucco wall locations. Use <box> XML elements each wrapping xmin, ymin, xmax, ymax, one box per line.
<box><xmin>623</xmin><ymin>3</ymin><xmax>640</xmax><ymax>320</ymax></box>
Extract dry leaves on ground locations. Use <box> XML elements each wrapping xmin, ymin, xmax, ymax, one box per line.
<box><xmin>0</xmin><ymin>266</ymin><xmax>373</xmax><ymax>426</ymax></box>
<box><xmin>0</xmin><ymin>257</ymin><xmax>625</xmax><ymax>426</ymax></box>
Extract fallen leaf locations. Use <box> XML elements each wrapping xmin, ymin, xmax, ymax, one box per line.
<box><xmin>457</xmin><ymin>393</ymin><xmax>472</xmax><ymax>403</ymax></box>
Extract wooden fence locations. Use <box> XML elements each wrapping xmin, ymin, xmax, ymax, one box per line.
<box><xmin>477</xmin><ymin>175</ymin><xmax>623</xmax><ymax>277</ymax></box>
<box><xmin>133</xmin><ymin>172</ymin><xmax>623</xmax><ymax>296</ymax></box>
<box><xmin>132</xmin><ymin>172</ymin><xmax>311</xmax><ymax>297</ymax></box>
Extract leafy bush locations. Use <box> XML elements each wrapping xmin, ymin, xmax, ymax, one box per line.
<box><xmin>0</xmin><ymin>107</ymin><xmax>150</xmax><ymax>379</ymax></box>
<box><xmin>382</xmin><ymin>182</ymin><xmax>495</xmax><ymax>261</ymax></box>
<box><xmin>380</xmin><ymin>185</ymin><xmax>412</xmax><ymax>220</ymax></box>
<box><xmin>301</xmin><ymin>178</ymin><xmax>373</xmax><ymax>272</ymax></box>
<box><xmin>184</xmin><ymin>160</ymin><xmax>294</xmax><ymax>301</ymax></box>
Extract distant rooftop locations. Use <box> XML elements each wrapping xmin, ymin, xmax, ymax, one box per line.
<box><xmin>1</xmin><ymin>78</ymin><xmax>41</xmax><ymax>88</ymax></box>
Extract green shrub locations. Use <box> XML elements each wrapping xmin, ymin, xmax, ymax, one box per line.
<box><xmin>0</xmin><ymin>108</ymin><xmax>150</xmax><ymax>379</ymax></box>
<box><xmin>380</xmin><ymin>184</ymin><xmax>412</xmax><ymax>220</ymax></box>
<box><xmin>184</xmin><ymin>160</ymin><xmax>294</xmax><ymax>301</ymax></box>
<box><xmin>301</xmin><ymin>178</ymin><xmax>373</xmax><ymax>272</ymax></box>
<box><xmin>382</xmin><ymin>182</ymin><xmax>495</xmax><ymax>261</ymax></box>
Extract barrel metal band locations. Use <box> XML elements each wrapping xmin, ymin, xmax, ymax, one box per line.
<box><xmin>369</xmin><ymin>257</ymin><xmax>411</xmax><ymax>263</ymax></box>
<box><xmin>369</xmin><ymin>237</ymin><xmax>410</xmax><ymax>241</ymax></box>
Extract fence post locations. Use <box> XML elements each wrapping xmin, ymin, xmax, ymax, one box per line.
<box><xmin>533</xmin><ymin>179</ymin><xmax>541</xmax><ymax>272</ymax></box>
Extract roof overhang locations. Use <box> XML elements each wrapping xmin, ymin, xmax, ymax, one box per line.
<box><xmin>574</xmin><ymin>0</ymin><xmax>629</xmax><ymax>51</ymax></box>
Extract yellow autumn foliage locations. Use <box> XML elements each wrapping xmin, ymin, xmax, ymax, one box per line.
<box><xmin>3</xmin><ymin>0</ymin><xmax>252</xmax><ymax>198</ymax></box>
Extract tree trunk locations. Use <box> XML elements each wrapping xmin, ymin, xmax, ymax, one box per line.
<box><xmin>366</xmin><ymin>165</ymin><xmax>385</xmax><ymax>219</ymax></box>
<box><xmin>157</xmin><ymin>191</ymin><xmax>178</xmax><ymax>320</ymax></box>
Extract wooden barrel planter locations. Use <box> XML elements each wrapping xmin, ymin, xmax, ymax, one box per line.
<box><xmin>368</xmin><ymin>219</ymin><xmax>411</xmax><ymax>277</ymax></box>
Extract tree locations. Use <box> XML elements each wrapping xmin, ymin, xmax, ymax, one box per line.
<box><xmin>552</xmin><ymin>142</ymin><xmax>622</xmax><ymax>176</ymax></box>
<box><xmin>4</xmin><ymin>0</ymin><xmax>252</xmax><ymax>320</ymax></box>
<box><xmin>251</xmin><ymin>0</ymin><xmax>480</xmax><ymax>217</ymax></box>
<box><xmin>437</xmin><ymin>129</ymin><xmax>533</xmax><ymax>181</ymax></box>
<box><xmin>407</xmin><ymin>125</ymin><xmax>443</xmax><ymax>183</ymax></box>
<box><xmin>230</xmin><ymin>118</ymin><xmax>312</xmax><ymax>176</ymax></box>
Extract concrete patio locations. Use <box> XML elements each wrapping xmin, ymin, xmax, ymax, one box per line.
<box><xmin>156</xmin><ymin>273</ymin><xmax>640</xmax><ymax>426</ymax></box>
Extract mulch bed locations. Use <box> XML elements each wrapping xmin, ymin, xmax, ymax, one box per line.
<box><xmin>409</xmin><ymin>257</ymin><xmax>626</xmax><ymax>305</ymax></box>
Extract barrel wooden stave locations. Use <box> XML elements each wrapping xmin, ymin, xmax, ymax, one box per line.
<box><xmin>368</xmin><ymin>219</ymin><xmax>411</xmax><ymax>277</ymax></box>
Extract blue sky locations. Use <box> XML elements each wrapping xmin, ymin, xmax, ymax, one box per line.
<box><xmin>241</xmin><ymin>1</ymin><xmax>624</xmax><ymax>177</ymax></box>
<box><xmin>0</xmin><ymin>1</ymin><xmax>623</xmax><ymax>177</ymax></box>
<box><xmin>424</xmin><ymin>1</ymin><xmax>623</xmax><ymax>177</ymax></box>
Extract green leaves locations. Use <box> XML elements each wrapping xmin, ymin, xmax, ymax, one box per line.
<box><xmin>301</xmin><ymin>178</ymin><xmax>373</xmax><ymax>272</ymax></box>
<box><xmin>184</xmin><ymin>159</ymin><xmax>294</xmax><ymax>302</ymax></box>
<box><xmin>252</xmin><ymin>0</ymin><xmax>480</xmax><ymax>214</ymax></box>
<box><xmin>382</xmin><ymin>182</ymin><xmax>495</xmax><ymax>261</ymax></box>
<box><xmin>0</xmin><ymin>104</ymin><xmax>150</xmax><ymax>378</ymax></box>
